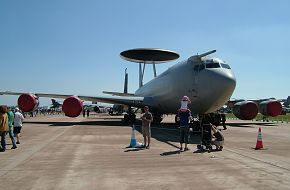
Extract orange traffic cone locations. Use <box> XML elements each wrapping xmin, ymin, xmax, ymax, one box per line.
<box><xmin>255</xmin><ymin>127</ymin><xmax>264</xmax><ymax>150</ymax></box>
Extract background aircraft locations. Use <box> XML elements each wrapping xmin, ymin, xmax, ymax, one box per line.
<box><xmin>50</xmin><ymin>99</ymin><xmax>62</xmax><ymax>109</ymax></box>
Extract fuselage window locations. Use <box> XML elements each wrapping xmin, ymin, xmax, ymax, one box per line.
<box><xmin>221</xmin><ymin>63</ymin><xmax>231</xmax><ymax>69</ymax></box>
<box><xmin>206</xmin><ymin>63</ymin><xmax>220</xmax><ymax>68</ymax></box>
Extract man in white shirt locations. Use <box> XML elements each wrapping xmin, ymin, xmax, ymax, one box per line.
<box><xmin>13</xmin><ymin>108</ymin><xmax>24</xmax><ymax>144</ymax></box>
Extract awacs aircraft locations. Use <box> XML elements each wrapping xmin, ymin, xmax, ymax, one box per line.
<box><xmin>1</xmin><ymin>48</ymin><xmax>238</xmax><ymax>123</ymax></box>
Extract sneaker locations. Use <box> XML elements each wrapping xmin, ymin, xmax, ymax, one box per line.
<box><xmin>219</xmin><ymin>146</ymin><xmax>223</xmax><ymax>151</ymax></box>
<box><xmin>11</xmin><ymin>146</ymin><xmax>17</xmax><ymax>149</ymax></box>
<box><xmin>16</xmin><ymin>142</ymin><xmax>20</xmax><ymax>144</ymax></box>
<box><xmin>184</xmin><ymin>147</ymin><xmax>190</xmax><ymax>151</ymax></box>
<box><xmin>146</xmin><ymin>146</ymin><xmax>150</xmax><ymax>149</ymax></box>
<box><xmin>179</xmin><ymin>147</ymin><xmax>183</xmax><ymax>151</ymax></box>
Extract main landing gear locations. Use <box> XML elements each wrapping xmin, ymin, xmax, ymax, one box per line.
<box><xmin>123</xmin><ymin>110</ymin><xmax>163</xmax><ymax>124</ymax></box>
<box><xmin>123</xmin><ymin>106</ymin><xmax>136</xmax><ymax>124</ymax></box>
<box><xmin>153</xmin><ymin>113</ymin><xmax>163</xmax><ymax>124</ymax></box>
<box><xmin>123</xmin><ymin>113</ymin><xmax>136</xmax><ymax>124</ymax></box>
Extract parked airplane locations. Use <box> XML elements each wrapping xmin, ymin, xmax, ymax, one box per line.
<box><xmin>0</xmin><ymin>48</ymin><xmax>280</xmax><ymax>123</ymax></box>
<box><xmin>50</xmin><ymin>99</ymin><xmax>62</xmax><ymax>109</ymax></box>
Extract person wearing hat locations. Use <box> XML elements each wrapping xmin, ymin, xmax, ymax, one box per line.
<box><xmin>140</xmin><ymin>106</ymin><xmax>153</xmax><ymax>149</ymax></box>
<box><xmin>13</xmin><ymin>108</ymin><xmax>24</xmax><ymax>144</ymax></box>
<box><xmin>0</xmin><ymin>105</ymin><xmax>9</xmax><ymax>152</ymax></box>
<box><xmin>176</xmin><ymin>96</ymin><xmax>193</xmax><ymax>151</ymax></box>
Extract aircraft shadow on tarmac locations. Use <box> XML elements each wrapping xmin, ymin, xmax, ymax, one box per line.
<box><xmin>226</xmin><ymin>122</ymin><xmax>279</xmax><ymax>128</ymax></box>
<box><xmin>23</xmin><ymin>120</ymin><xmax>128</xmax><ymax>127</ymax></box>
<box><xmin>24</xmin><ymin>119</ymin><xmax>202</xmax><ymax>155</ymax></box>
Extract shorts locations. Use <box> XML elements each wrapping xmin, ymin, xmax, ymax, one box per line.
<box><xmin>142</xmin><ymin>125</ymin><xmax>151</xmax><ymax>138</ymax></box>
<box><xmin>13</xmin><ymin>127</ymin><xmax>22</xmax><ymax>134</ymax></box>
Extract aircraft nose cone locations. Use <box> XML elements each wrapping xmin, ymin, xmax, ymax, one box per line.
<box><xmin>218</xmin><ymin>70</ymin><xmax>236</xmax><ymax>91</ymax></box>
<box><xmin>200</xmin><ymin>69</ymin><xmax>236</xmax><ymax>103</ymax></box>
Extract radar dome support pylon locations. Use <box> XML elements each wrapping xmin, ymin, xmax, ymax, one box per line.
<box><xmin>120</xmin><ymin>48</ymin><xmax>179</xmax><ymax>87</ymax></box>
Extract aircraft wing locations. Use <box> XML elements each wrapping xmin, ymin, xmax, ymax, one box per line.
<box><xmin>0</xmin><ymin>91</ymin><xmax>152</xmax><ymax>108</ymax></box>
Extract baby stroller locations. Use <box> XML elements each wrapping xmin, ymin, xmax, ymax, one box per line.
<box><xmin>197</xmin><ymin>123</ymin><xmax>213</xmax><ymax>152</ymax></box>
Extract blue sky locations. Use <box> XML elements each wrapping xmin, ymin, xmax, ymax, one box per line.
<box><xmin>1</xmin><ymin>0</ymin><xmax>290</xmax><ymax>106</ymax></box>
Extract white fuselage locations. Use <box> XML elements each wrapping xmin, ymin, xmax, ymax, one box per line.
<box><xmin>134</xmin><ymin>57</ymin><xmax>236</xmax><ymax>114</ymax></box>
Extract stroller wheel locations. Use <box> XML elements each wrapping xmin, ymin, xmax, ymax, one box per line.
<box><xmin>208</xmin><ymin>145</ymin><xmax>212</xmax><ymax>153</ymax></box>
<box><xmin>197</xmin><ymin>144</ymin><xmax>202</xmax><ymax>150</ymax></box>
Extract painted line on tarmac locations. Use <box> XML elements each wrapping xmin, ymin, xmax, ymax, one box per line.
<box><xmin>226</xmin><ymin>148</ymin><xmax>290</xmax><ymax>172</ymax></box>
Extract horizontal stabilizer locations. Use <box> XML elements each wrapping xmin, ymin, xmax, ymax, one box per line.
<box><xmin>102</xmin><ymin>91</ymin><xmax>135</xmax><ymax>96</ymax></box>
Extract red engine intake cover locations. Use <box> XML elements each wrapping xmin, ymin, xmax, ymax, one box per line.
<box><xmin>17</xmin><ymin>93</ymin><xmax>39</xmax><ymax>112</ymax></box>
<box><xmin>62</xmin><ymin>96</ymin><xmax>83</xmax><ymax>117</ymax></box>
<box><xmin>233</xmin><ymin>101</ymin><xmax>258</xmax><ymax>120</ymax></box>
<box><xmin>259</xmin><ymin>100</ymin><xmax>282</xmax><ymax>117</ymax></box>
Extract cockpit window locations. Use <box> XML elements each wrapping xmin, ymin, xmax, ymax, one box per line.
<box><xmin>206</xmin><ymin>63</ymin><xmax>220</xmax><ymax>68</ymax></box>
<box><xmin>221</xmin><ymin>63</ymin><xmax>231</xmax><ymax>69</ymax></box>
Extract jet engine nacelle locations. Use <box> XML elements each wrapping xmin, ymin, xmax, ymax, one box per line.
<box><xmin>259</xmin><ymin>100</ymin><xmax>282</xmax><ymax>117</ymax></box>
<box><xmin>62</xmin><ymin>96</ymin><xmax>83</xmax><ymax>117</ymax></box>
<box><xmin>17</xmin><ymin>93</ymin><xmax>39</xmax><ymax>112</ymax></box>
<box><xmin>233</xmin><ymin>101</ymin><xmax>258</xmax><ymax>120</ymax></box>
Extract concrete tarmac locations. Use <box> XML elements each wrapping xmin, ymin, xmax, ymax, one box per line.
<box><xmin>1</xmin><ymin>114</ymin><xmax>290</xmax><ymax>190</ymax></box>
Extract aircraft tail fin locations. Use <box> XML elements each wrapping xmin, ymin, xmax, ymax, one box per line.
<box><xmin>102</xmin><ymin>68</ymin><xmax>133</xmax><ymax>97</ymax></box>
<box><xmin>286</xmin><ymin>96</ymin><xmax>290</xmax><ymax>106</ymax></box>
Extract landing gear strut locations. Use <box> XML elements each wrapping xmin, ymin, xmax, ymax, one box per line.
<box><xmin>153</xmin><ymin>113</ymin><xmax>163</xmax><ymax>124</ymax></box>
<box><xmin>123</xmin><ymin>106</ymin><xmax>136</xmax><ymax>124</ymax></box>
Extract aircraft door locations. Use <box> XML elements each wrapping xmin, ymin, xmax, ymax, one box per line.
<box><xmin>191</xmin><ymin>63</ymin><xmax>203</xmax><ymax>97</ymax></box>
